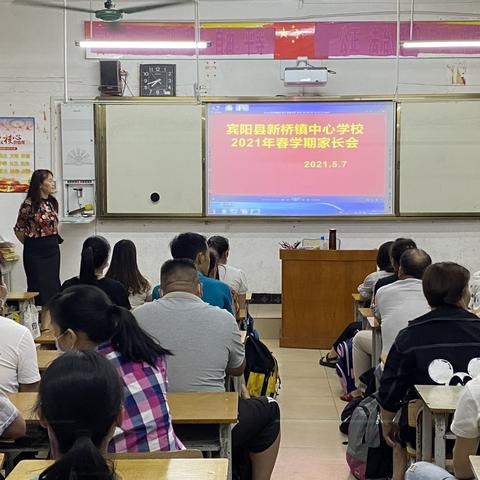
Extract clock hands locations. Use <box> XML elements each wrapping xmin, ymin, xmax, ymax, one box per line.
<box><xmin>146</xmin><ymin>78</ymin><xmax>163</xmax><ymax>87</ymax></box>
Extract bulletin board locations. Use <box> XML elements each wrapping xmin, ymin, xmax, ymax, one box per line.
<box><xmin>96</xmin><ymin>102</ymin><xmax>203</xmax><ymax>216</ymax></box>
<box><xmin>398</xmin><ymin>99</ymin><xmax>480</xmax><ymax>215</ymax></box>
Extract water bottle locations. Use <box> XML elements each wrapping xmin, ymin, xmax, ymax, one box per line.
<box><xmin>329</xmin><ymin>229</ymin><xmax>337</xmax><ymax>250</ymax></box>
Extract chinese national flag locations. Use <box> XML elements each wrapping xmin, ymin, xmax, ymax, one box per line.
<box><xmin>274</xmin><ymin>22</ymin><xmax>316</xmax><ymax>59</ymax></box>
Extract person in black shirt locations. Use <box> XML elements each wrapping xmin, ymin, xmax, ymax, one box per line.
<box><xmin>378</xmin><ymin>262</ymin><xmax>480</xmax><ymax>480</ymax></box>
<box><xmin>62</xmin><ymin>236</ymin><xmax>131</xmax><ymax>309</ymax></box>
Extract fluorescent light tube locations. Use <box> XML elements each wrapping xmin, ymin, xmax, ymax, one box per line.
<box><xmin>78</xmin><ymin>40</ymin><xmax>210</xmax><ymax>49</ymax></box>
<box><xmin>403</xmin><ymin>40</ymin><xmax>480</xmax><ymax>49</ymax></box>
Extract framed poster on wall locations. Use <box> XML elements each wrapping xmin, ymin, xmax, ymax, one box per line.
<box><xmin>0</xmin><ymin>117</ymin><xmax>35</xmax><ymax>193</ymax></box>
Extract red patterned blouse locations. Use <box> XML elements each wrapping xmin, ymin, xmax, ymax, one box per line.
<box><xmin>14</xmin><ymin>198</ymin><xmax>59</xmax><ymax>238</ymax></box>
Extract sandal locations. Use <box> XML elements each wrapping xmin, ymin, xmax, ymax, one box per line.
<box><xmin>319</xmin><ymin>353</ymin><xmax>337</xmax><ymax>368</ymax></box>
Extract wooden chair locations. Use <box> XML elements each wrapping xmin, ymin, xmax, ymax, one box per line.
<box><xmin>107</xmin><ymin>449</ymin><xmax>203</xmax><ymax>460</ymax></box>
<box><xmin>407</xmin><ymin>399</ymin><xmax>424</xmax><ymax>461</ymax></box>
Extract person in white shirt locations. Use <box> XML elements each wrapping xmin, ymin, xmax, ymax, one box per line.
<box><xmin>406</xmin><ymin>374</ymin><xmax>480</xmax><ymax>480</ymax></box>
<box><xmin>352</xmin><ymin>249</ymin><xmax>432</xmax><ymax>388</ymax></box>
<box><xmin>376</xmin><ymin>252</ymin><xmax>431</xmax><ymax>357</ymax></box>
<box><xmin>357</xmin><ymin>241</ymin><xmax>395</xmax><ymax>301</ymax></box>
<box><xmin>0</xmin><ymin>270</ymin><xmax>41</xmax><ymax>394</ymax></box>
<box><xmin>208</xmin><ymin>235</ymin><xmax>248</xmax><ymax>308</ymax></box>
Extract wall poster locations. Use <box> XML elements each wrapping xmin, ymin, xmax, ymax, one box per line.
<box><xmin>0</xmin><ymin>117</ymin><xmax>35</xmax><ymax>193</ymax></box>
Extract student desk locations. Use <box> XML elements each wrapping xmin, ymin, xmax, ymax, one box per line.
<box><xmin>8</xmin><ymin>392</ymin><xmax>238</xmax><ymax>479</ymax></box>
<box><xmin>415</xmin><ymin>385</ymin><xmax>464</xmax><ymax>469</ymax></box>
<box><xmin>358</xmin><ymin>308</ymin><xmax>382</xmax><ymax>368</ymax></box>
<box><xmin>34</xmin><ymin>329</ymin><xmax>55</xmax><ymax>348</ymax></box>
<box><xmin>6</xmin><ymin>458</ymin><xmax>228</xmax><ymax>480</ymax></box>
<box><xmin>470</xmin><ymin>456</ymin><xmax>480</xmax><ymax>479</ymax></box>
<box><xmin>36</xmin><ymin>350</ymin><xmax>59</xmax><ymax>371</ymax></box>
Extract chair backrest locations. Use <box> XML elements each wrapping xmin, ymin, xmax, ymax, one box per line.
<box><xmin>408</xmin><ymin>399</ymin><xmax>424</xmax><ymax>428</ymax></box>
<box><xmin>107</xmin><ymin>449</ymin><xmax>203</xmax><ymax>460</ymax></box>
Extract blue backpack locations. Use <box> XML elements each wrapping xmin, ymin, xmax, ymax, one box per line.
<box><xmin>335</xmin><ymin>339</ymin><xmax>356</xmax><ymax>396</ymax></box>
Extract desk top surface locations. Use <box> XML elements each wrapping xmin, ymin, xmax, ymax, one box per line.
<box><xmin>36</xmin><ymin>350</ymin><xmax>59</xmax><ymax>370</ymax></box>
<box><xmin>6</xmin><ymin>292</ymin><xmax>38</xmax><ymax>301</ymax></box>
<box><xmin>34</xmin><ymin>330</ymin><xmax>55</xmax><ymax>345</ymax></box>
<box><xmin>470</xmin><ymin>456</ymin><xmax>480</xmax><ymax>480</ymax></box>
<box><xmin>415</xmin><ymin>385</ymin><xmax>464</xmax><ymax>413</ymax></box>
<box><xmin>8</xmin><ymin>391</ymin><xmax>238</xmax><ymax>425</ymax></box>
<box><xmin>352</xmin><ymin>293</ymin><xmax>362</xmax><ymax>302</ymax></box>
<box><xmin>6</xmin><ymin>459</ymin><xmax>228</xmax><ymax>480</ymax></box>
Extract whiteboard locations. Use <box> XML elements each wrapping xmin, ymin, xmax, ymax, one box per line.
<box><xmin>399</xmin><ymin>100</ymin><xmax>480</xmax><ymax>214</ymax></box>
<box><xmin>103</xmin><ymin>103</ymin><xmax>203</xmax><ymax>215</ymax></box>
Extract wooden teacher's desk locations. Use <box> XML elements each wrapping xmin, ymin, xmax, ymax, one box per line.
<box><xmin>280</xmin><ymin>249</ymin><xmax>377</xmax><ymax>349</ymax></box>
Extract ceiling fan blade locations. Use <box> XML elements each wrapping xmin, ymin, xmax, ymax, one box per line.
<box><xmin>120</xmin><ymin>0</ymin><xmax>192</xmax><ymax>14</ymax></box>
<box><xmin>14</xmin><ymin>0</ymin><xmax>96</xmax><ymax>13</ymax></box>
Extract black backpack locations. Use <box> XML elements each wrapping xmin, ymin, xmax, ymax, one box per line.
<box><xmin>243</xmin><ymin>313</ymin><xmax>280</xmax><ymax>398</ymax></box>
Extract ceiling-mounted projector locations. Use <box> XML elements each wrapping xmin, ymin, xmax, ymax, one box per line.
<box><xmin>283</xmin><ymin>58</ymin><xmax>335</xmax><ymax>86</ymax></box>
<box><xmin>284</xmin><ymin>66</ymin><xmax>329</xmax><ymax>85</ymax></box>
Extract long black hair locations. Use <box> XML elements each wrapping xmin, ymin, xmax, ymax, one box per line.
<box><xmin>207</xmin><ymin>235</ymin><xmax>229</xmax><ymax>260</ymax></box>
<box><xmin>27</xmin><ymin>169</ymin><xmax>58</xmax><ymax>213</ymax></box>
<box><xmin>106</xmin><ymin>240</ymin><xmax>149</xmax><ymax>295</ymax></box>
<box><xmin>47</xmin><ymin>285</ymin><xmax>171</xmax><ymax>367</ymax></box>
<box><xmin>79</xmin><ymin>236</ymin><xmax>110</xmax><ymax>284</ymax></box>
<box><xmin>36</xmin><ymin>351</ymin><xmax>122</xmax><ymax>480</ymax></box>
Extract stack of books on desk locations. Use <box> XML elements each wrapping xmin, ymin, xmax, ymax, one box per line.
<box><xmin>0</xmin><ymin>240</ymin><xmax>20</xmax><ymax>265</ymax></box>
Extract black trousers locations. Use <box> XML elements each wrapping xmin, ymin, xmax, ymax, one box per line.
<box><xmin>23</xmin><ymin>235</ymin><xmax>61</xmax><ymax>306</ymax></box>
<box><xmin>333</xmin><ymin>321</ymin><xmax>362</xmax><ymax>350</ymax></box>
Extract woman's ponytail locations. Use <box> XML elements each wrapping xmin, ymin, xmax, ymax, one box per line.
<box><xmin>79</xmin><ymin>246</ymin><xmax>96</xmax><ymax>284</ymax></box>
<box><xmin>39</xmin><ymin>435</ymin><xmax>113</xmax><ymax>480</ymax></box>
<box><xmin>108</xmin><ymin>305</ymin><xmax>171</xmax><ymax>368</ymax></box>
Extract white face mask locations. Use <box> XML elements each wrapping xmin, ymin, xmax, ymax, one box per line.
<box><xmin>54</xmin><ymin>330</ymin><xmax>68</xmax><ymax>353</ymax></box>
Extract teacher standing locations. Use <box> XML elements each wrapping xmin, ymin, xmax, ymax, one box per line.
<box><xmin>13</xmin><ymin>169</ymin><xmax>61</xmax><ymax>306</ymax></box>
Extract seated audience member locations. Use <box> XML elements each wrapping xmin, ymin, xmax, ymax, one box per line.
<box><xmin>358</xmin><ymin>241</ymin><xmax>395</xmax><ymax>301</ymax></box>
<box><xmin>0</xmin><ymin>395</ymin><xmax>26</xmax><ymax>440</ymax></box>
<box><xmin>378</xmin><ymin>262</ymin><xmax>480</xmax><ymax>480</ymax></box>
<box><xmin>208</xmin><ymin>235</ymin><xmax>249</xmax><ymax>308</ymax></box>
<box><xmin>319</xmin><ymin>241</ymin><xmax>394</xmax><ymax>368</ymax></box>
<box><xmin>35</xmin><ymin>351</ymin><xmax>123</xmax><ymax>479</ymax></box>
<box><xmin>106</xmin><ymin>239</ymin><xmax>152</xmax><ymax>308</ymax></box>
<box><xmin>352</xmin><ymin>248</ymin><xmax>432</xmax><ymax>385</ymax></box>
<box><xmin>372</xmin><ymin>237</ymin><xmax>417</xmax><ymax>301</ymax></box>
<box><xmin>48</xmin><ymin>285</ymin><xmax>182</xmax><ymax>452</ymax></box>
<box><xmin>135</xmin><ymin>259</ymin><xmax>280</xmax><ymax>480</ymax></box>
<box><xmin>377</xmin><ymin>249</ymin><xmax>431</xmax><ymax>357</ymax></box>
<box><xmin>62</xmin><ymin>236</ymin><xmax>131</xmax><ymax>309</ymax></box>
<box><xmin>406</xmin><ymin>370</ymin><xmax>480</xmax><ymax>480</ymax></box>
<box><xmin>0</xmin><ymin>268</ymin><xmax>40</xmax><ymax>394</ymax></box>
<box><xmin>169</xmin><ymin>232</ymin><xmax>234</xmax><ymax>314</ymax></box>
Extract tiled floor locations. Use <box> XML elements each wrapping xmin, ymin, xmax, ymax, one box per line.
<box><xmin>263</xmin><ymin>340</ymin><xmax>355</xmax><ymax>480</ymax></box>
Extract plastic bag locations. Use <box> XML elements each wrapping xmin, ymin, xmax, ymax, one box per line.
<box><xmin>20</xmin><ymin>302</ymin><xmax>40</xmax><ymax>339</ymax></box>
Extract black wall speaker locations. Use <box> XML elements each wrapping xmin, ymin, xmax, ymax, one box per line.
<box><xmin>99</xmin><ymin>60</ymin><xmax>122</xmax><ymax>96</ymax></box>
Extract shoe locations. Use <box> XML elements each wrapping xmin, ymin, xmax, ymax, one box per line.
<box><xmin>319</xmin><ymin>354</ymin><xmax>337</xmax><ymax>369</ymax></box>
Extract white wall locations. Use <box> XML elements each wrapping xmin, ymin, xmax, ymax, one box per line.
<box><xmin>2</xmin><ymin>0</ymin><xmax>480</xmax><ymax>293</ymax></box>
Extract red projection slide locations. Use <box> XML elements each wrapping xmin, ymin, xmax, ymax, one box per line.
<box><xmin>206</xmin><ymin>102</ymin><xmax>395</xmax><ymax>216</ymax></box>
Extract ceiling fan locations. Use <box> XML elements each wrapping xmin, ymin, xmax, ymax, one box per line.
<box><xmin>14</xmin><ymin>0</ymin><xmax>192</xmax><ymax>22</ymax></box>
